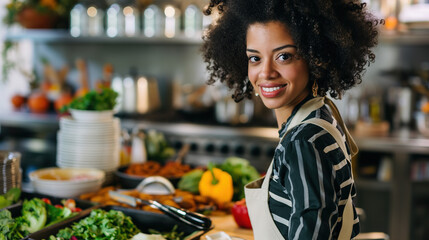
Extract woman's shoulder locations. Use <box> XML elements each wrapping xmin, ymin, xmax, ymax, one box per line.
<box><xmin>282</xmin><ymin>106</ymin><xmax>342</xmax><ymax>145</ymax></box>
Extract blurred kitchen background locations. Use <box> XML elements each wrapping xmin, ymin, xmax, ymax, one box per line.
<box><xmin>0</xmin><ymin>0</ymin><xmax>429</xmax><ymax>239</ymax></box>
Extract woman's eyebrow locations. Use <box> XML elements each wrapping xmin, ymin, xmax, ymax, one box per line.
<box><xmin>246</xmin><ymin>44</ymin><xmax>297</xmax><ymax>53</ymax></box>
<box><xmin>273</xmin><ymin>44</ymin><xmax>297</xmax><ymax>52</ymax></box>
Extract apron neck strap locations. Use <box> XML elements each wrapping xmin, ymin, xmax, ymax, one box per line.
<box><xmin>324</xmin><ymin>98</ymin><xmax>359</xmax><ymax>158</ymax></box>
<box><xmin>262</xmin><ymin>96</ymin><xmax>358</xmax><ymax>189</ymax></box>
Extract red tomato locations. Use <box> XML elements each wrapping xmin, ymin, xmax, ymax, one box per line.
<box><xmin>231</xmin><ymin>198</ymin><xmax>252</xmax><ymax>229</ymax></box>
<box><xmin>54</xmin><ymin>204</ymin><xmax>63</xmax><ymax>209</ymax></box>
<box><xmin>41</xmin><ymin>198</ymin><xmax>52</xmax><ymax>205</ymax></box>
<box><xmin>73</xmin><ymin>207</ymin><xmax>82</xmax><ymax>212</ymax></box>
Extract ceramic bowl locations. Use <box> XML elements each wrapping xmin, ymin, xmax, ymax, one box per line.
<box><xmin>29</xmin><ymin>167</ymin><xmax>105</xmax><ymax>198</ymax></box>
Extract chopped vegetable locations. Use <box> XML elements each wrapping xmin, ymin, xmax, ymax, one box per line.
<box><xmin>218</xmin><ymin>157</ymin><xmax>261</xmax><ymax>200</ymax></box>
<box><xmin>0</xmin><ymin>210</ymin><xmax>28</xmax><ymax>240</ymax></box>
<box><xmin>52</xmin><ymin>209</ymin><xmax>140</xmax><ymax>240</ymax></box>
<box><xmin>20</xmin><ymin>198</ymin><xmax>47</xmax><ymax>233</ymax></box>
<box><xmin>61</xmin><ymin>88</ymin><xmax>118</xmax><ymax>112</ymax></box>
<box><xmin>0</xmin><ymin>197</ymin><xmax>79</xmax><ymax>239</ymax></box>
<box><xmin>177</xmin><ymin>169</ymin><xmax>204</xmax><ymax>194</ymax></box>
<box><xmin>199</xmin><ymin>164</ymin><xmax>233</xmax><ymax>204</ymax></box>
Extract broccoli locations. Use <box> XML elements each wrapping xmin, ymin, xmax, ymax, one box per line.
<box><xmin>20</xmin><ymin>198</ymin><xmax>47</xmax><ymax>233</ymax></box>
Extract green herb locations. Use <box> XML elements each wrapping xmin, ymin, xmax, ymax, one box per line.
<box><xmin>0</xmin><ymin>210</ymin><xmax>29</xmax><ymax>240</ymax></box>
<box><xmin>52</xmin><ymin>209</ymin><xmax>140</xmax><ymax>240</ymax></box>
<box><xmin>218</xmin><ymin>157</ymin><xmax>261</xmax><ymax>200</ymax></box>
<box><xmin>61</xmin><ymin>88</ymin><xmax>118</xmax><ymax>112</ymax></box>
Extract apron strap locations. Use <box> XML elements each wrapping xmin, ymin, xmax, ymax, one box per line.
<box><xmin>324</xmin><ymin>98</ymin><xmax>359</xmax><ymax>159</ymax></box>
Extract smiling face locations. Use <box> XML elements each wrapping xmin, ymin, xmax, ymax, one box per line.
<box><xmin>246</xmin><ymin>21</ymin><xmax>310</xmax><ymax>126</ymax></box>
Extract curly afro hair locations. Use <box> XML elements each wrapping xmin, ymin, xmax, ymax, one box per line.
<box><xmin>201</xmin><ymin>0</ymin><xmax>380</xmax><ymax>102</ymax></box>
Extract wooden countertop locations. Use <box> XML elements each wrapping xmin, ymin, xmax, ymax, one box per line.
<box><xmin>202</xmin><ymin>215</ymin><xmax>254</xmax><ymax>240</ymax></box>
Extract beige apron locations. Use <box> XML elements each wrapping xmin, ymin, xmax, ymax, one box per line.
<box><xmin>245</xmin><ymin>97</ymin><xmax>358</xmax><ymax>240</ymax></box>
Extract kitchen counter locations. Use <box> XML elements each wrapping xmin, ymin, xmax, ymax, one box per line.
<box><xmin>203</xmin><ymin>215</ymin><xmax>254</xmax><ymax>240</ymax></box>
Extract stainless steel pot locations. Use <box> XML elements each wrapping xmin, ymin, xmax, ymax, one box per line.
<box><xmin>215</xmin><ymin>97</ymin><xmax>254</xmax><ymax>125</ymax></box>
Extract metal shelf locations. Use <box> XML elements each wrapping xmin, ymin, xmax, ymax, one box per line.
<box><xmin>6</xmin><ymin>29</ymin><xmax>428</xmax><ymax>45</ymax></box>
<box><xmin>5</xmin><ymin>29</ymin><xmax>203</xmax><ymax>45</ymax></box>
<box><xmin>379</xmin><ymin>30</ymin><xmax>429</xmax><ymax>45</ymax></box>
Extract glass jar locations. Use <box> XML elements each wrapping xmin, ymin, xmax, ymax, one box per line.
<box><xmin>70</xmin><ymin>3</ymin><xmax>87</xmax><ymax>37</ymax></box>
<box><xmin>142</xmin><ymin>4</ymin><xmax>164</xmax><ymax>37</ymax></box>
<box><xmin>163</xmin><ymin>4</ymin><xmax>181</xmax><ymax>38</ymax></box>
<box><xmin>86</xmin><ymin>2</ymin><xmax>106</xmax><ymax>36</ymax></box>
<box><xmin>184</xmin><ymin>4</ymin><xmax>203</xmax><ymax>38</ymax></box>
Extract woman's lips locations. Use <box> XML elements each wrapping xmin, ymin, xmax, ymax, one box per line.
<box><xmin>259</xmin><ymin>84</ymin><xmax>287</xmax><ymax>98</ymax></box>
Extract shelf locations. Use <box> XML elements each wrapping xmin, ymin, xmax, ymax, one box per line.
<box><xmin>6</xmin><ymin>28</ymin><xmax>429</xmax><ymax>45</ymax></box>
<box><xmin>355</xmin><ymin>178</ymin><xmax>392</xmax><ymax>191</ymax></box>
<box><xmin>5</xmin><ymin>29</ymin><xmax>204</xmax><ymax>45</ymax></box>
<box><xmin>412</xmin><ymin>180</ymin><xmax>429</xmax><ymax>197</ymax></box>
<box><xmin>379</xmin><ymin>30</ymin><xmax>429</xmax><ymax>45</ymax></box>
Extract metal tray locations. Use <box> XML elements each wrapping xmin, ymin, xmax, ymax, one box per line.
<box><xmin>27</xmin><ymin>205</ymin><xmax>213</xmax><ymax>240</ymax></box>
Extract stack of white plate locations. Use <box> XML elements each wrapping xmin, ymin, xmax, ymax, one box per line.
<box><xmin>57</xmin><ymin>115</ymin><xmax>120</xmax><ymax>184</ymax></box>
<box><xmin>1</xmin><ymin>151</ymin><xmax>22</xmax><ymax>194</ymax></box>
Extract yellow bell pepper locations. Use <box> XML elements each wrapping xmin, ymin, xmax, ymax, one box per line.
<box><xmin>199</xmin><ymin>167</ymin><xmax>233</xmax><ymax>204</ymax></box>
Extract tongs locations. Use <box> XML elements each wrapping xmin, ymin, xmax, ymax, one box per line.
<box><xmin>108</xmin><ymin>190</ymin><xmax>212</xmax><ymax>230</ymax></box>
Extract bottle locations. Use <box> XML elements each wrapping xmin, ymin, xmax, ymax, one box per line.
<box><xmin>86</xmin><ymin>2</ymin><xmax>106</xmax><ymax>36</ymax></box>
<box><xmin>70</xmin><ymin>2</ymin><xmax>87</xmax><ymax>37</ymax></box>
<box><xmin>121</xmin><ymin>0</ymin><xmax>140</xmax><ymax>37</ymax></box>
<box><xmin>143</xmin><ymin>4</ymin><xmax>164</xmax><ymax>37</ymax></box>
<box><xmin>163</xmin><ymin>4</ymin><xmax>181</xmax><ymax>38</ymax></box>
<box><xmin>107</xmin><ymin>0</ymin><xmax>140</xmax><ymax>37</ymax></box>
<box><xmin>122</xmin><ymin>67</ymin><xmax>138</xmax><ymax>113</ymax></box>
<box><xmin>111</xmin><ymin>74</ymin><xmax>124</xmax><ymax>112</ymax></box>
<box><xmin>131</xmin><ymin>129</ymin><xmax>147</xmax><ymax>164</ymax></box>
<box><xmin>184</xmin><ymin>4</ymin><xmax>203</xmax><ymax>38</ymax></box>
<box><xmin>106</xmin><ymin>3</ymin><xmax>123</xmax><ymax>37</ymax></box>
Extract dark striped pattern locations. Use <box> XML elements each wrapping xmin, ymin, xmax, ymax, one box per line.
<box><xmin>268</xmin><ymin>97</ymin><xmax>360</xmax><ymax>239</ymax></box>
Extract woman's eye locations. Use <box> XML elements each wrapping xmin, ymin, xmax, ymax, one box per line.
<box><xmin>248</xmin><ymin>56</ymin><xmax>260</xmax><ymax>63</ymax></box>
<box><xmin>276</xmin><ymin>53</ymin><xmax>293</xmax><ymax>62</ymax></box>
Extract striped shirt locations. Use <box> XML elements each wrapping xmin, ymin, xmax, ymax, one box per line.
<box><xmin>268</xmin><ymin>96</ymin><xmax>360</xmax><ymax>239</ymax></box>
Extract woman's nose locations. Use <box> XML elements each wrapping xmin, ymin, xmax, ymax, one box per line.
<box><xmin>259</xmin><ymin>60</ymin><xmax>279</xmax><ymax>79</ymax></box>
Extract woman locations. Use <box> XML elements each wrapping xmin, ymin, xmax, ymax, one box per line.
<box><xmin>201</xmin><ymin>0</ymin><xmax>379</xmax><ymax>239</ymax></box>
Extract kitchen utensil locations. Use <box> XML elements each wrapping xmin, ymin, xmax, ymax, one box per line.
<box><xmin>174</xmin><ymin>143</ymin><xmax>190</xmax><ymax>164</ymax></box>
<box><xmin>135</xmin><ymin>176</ymin><xmax>175</xmax><ymax>195</ymax></box>
<box><xmin>108</xmin><ymin>190</ymin><xmax>212</xmax><ymax>230</ymax></box>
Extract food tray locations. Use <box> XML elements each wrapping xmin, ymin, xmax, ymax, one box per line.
<box><xmin>27</xmin><ymin>205</ymin><xmax>213</xmax><ymax>240</ymax></box>
<box><xmin>115</xmin><ymin>165</ymin><xmax>181</xmax><ymax>189</ymax></box>
<box><xmin>1</xmin><ymin>191</ymin><xmax>97</xmax><ymax>218</ymax></box>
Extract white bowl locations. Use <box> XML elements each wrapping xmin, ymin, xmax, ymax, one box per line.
<box><xmin>29</xmin><ymin>167</ymin><xmax>105</xmax><ymax>198</ymax></box>
<box><xmin>69</xmin><ymin>109</ymin><xmax>115</xmax><ymax>122</ymax></box>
